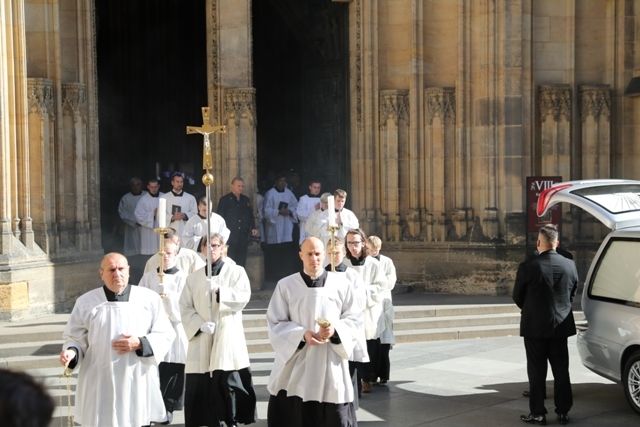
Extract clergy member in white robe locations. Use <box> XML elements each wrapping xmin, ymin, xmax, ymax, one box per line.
<box><xmin>182</xmin><ymin>196</ymin><xmax>231</xmax><ymax>250</ymax></box>
<box><xmin>263</xmin><ymin>175</ymin><xmax>298</xmax><ymax>244</ymax></box>
<box><xmin>333</xmin><ymin>189</ymin><xmax>360</xmax><ymax>241</ymax></box>
<box><xmin>325</xmin><ymin>237</ymin><xmax>369</xmax><ymax>407</ymax></box>
<box><xmin>134</xmin><ymin>178</ymin><xmax>163</xmax><ymax>255</ymax></box>
<box><xmin>161</xmin><ymin>172</ymin><xmax>198</xmax><ymax>240</ymax></box>
<box><xmin>343</xmin><ymin>229</ymin><xmax>389</xmax><ymax>394</ymax></box>
<box><xmin>267</xmin><ymin>237</ymin><xmax>360</xmax><ymax>427</ymax></box>
<box><xmin>366</xmin><ymin>235</ymin><xmax>397</xmax><ymax>385</ymax></box>
<box><xmin>118</xmin><ymin>177</ymin><xmax>144</xmax><ymax>255</ymax></box>
<box><xmin>304</xmin><ymin>192</ymin><xmax>332</xmax><ymax>249</ymax></box>
<box><xmin>144</xmin><ymin>228</ymin><xmax>206</xmax><ymax>275</ymax></box>
<box><xmin>59</xmin><ymin>253</ymin><xmax>175</xmax><ymax>427</ymax></box>
<box><xmin>180</xmin><ymin>233</ymin><xmax>256</xmax><ymax>427</ymax></box>
<box><xmin>139</xmin><ymin>240</ymin><xmax>189</xmax><ymax>416</ymax></box>
<box><xmin>295</xmin><ymin>179</ymin><xmax>322</xmax><ymax>244</ymax></box>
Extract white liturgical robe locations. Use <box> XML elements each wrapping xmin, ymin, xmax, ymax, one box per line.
<box><xmin>161</xmin><ymin>191</ymin><xmax>198</xmax><ymax>239</ymax></box>
<box><xmin>182</xmin><ymin>212</ymin><xmax>230</xmax><ymax>250</ymax></box>
<box><xmin>344</xmin><ymin>256</ymin><xmax>389</xmax><ymax>340</ymax></box>
<box><xmin>62</xmin><ymin>286</ymin><xmax>175</xmax><ymax>427</ymax></box>
<box><xmin>134</xmin><ymin>192</ymin><xmax>164</xmax><ymax>255</ymax></box>
<box><xmin>144</xmin><ymin>247</ymin><xmax>205</xmax><ymax>276</ymax></box>
<box><xmin>180</xmin><ymin>262</ymin><xmax>252</xmax><ymax>373</ymax></box>
<box><xmin>263</xmin><ymin>187</ymin><xmax>298</xmax><ymax>244</ymax></box>
<box><xmin>266</xmin><ymin>272</ymin><xmax>360</xmax><ymax>404</ymax></box>
<box><xmin>377</xmin><ymin>254</ymin><xmax>397</xmax><ymax>345</ymax></box>
<box><xmin>118</xmin><ymin>191</ymin><xmax>144</xmax><ymax>255</ymax></box>
<box><xmin>138</xmin><ymin>270</ymin><xmax>189</xmax><ymax>363</ymax></box>
<box><xmin>295</xmin><ymin>194</ymin><xmax>320</xmax><ymax>244</ymax></box>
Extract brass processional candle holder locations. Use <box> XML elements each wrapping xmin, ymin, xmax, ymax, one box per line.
<box><xmin>153</xmin><ymin>226</ymin><xmax>172</xmax><ymax>290</ymax></box>
<box><xmin>327</xmin><ymin>224</ymin><xmax>339</xmax><ymax>272</ymax></box>
<box><xmin>187</xmin><ymin>107</ymin><xmax>226</xmax><ymax>280</ymax></box>
<box><xmin>326</xmin><ymin>194</ymin><xmax>339</xmax><ymax>272</ymax></box>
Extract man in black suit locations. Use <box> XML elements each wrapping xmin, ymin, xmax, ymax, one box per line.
<box><xmin>513</xmin><ymin>224</ymin><xmax>578</xmax><ymax>425</ymax></box>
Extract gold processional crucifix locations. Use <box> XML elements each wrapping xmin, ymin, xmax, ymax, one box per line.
<box><xmin>186</xmin><ymin>107</ymin><xmax>226</xmax><ymax>279</ymax></box>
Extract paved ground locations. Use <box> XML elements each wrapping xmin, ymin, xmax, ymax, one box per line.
<box><xmin>149</xmin><ymin>334</ymin><xmax>635</xmax><ymax>427</ymax></box>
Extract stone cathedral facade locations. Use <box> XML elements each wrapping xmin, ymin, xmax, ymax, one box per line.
<box><xmin>1</xmin><ymin>0</ymin><xmax>639</xmax><ymax>319</ymax></box>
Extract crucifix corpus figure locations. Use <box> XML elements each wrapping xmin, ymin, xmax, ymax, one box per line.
<box><xmin>186</xmin><ymin>107</ymin><xmax>226</xmax><ymax>279</ymax></box>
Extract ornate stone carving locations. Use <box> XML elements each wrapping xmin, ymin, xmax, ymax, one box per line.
<box><xmin>223</xmin><ymin>88</ymin><xmax>256</xmax><ymax>124</ymax></box>
<box><xmin>27</xmin><ymin>78</ymin><xmax>54</xmax><ymax>116</ymax></box>
<box><xmin>425</xmin><ymin>87</ymin><xmax>456</xmax><ymax>124</ymax></box>
<box><xmin>62</xmin><ymin>83</ymin><xmax>87</xmax><ymax>117</ymax></box>
<box><xmin>538</xmin><ymin>85</ymin><xmax>571</xmax><ymax>122</ymax></box>
<box><xmin>379</xmin><ymin>89</ymin><xmax>409</xmax><ymax>125</ymax></box>
<box><xmin>579</xmin><ymin>84</ymin><xmax>611</xmax><ymax>121</ymax></box>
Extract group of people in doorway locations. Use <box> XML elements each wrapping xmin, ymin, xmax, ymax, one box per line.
<box><xmin>60</xmin><ymin>171</ymin><xmax>397</xmax><ymax>426</ymax></box>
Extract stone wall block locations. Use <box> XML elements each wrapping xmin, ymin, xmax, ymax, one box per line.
<box><xmin>538</xmin><ymin>85</ymin><xmax>572</xmax><ymax>180</ymax></box>
<box><xmin>579</xmin><ymin>84</ymin><xmax>611</xmax><ymax>179</ymax></box>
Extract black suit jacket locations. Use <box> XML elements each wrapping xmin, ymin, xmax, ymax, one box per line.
<box><xmin>512</xmin><ymin>249</ymin><xmax>578</xmax><ymax>338</ymax></box>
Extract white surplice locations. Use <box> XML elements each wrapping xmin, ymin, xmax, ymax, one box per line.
<box><xmin>263</xmin><ymin>187</ymin><xmax>298</xmax><ymax>244</ymax></box>
<box><xmin>138</xmin><ymin>270</ymin><xmax>189</xmax><ymax>363</ymax></box>
<box><xmin>144</xmin><ymin>247</ymin><xmax>205</xmax><ymax>276</ymax></box>
<box><xmin>118</xmin><ymin>191</ymin><xmax>144</xmax><ymax>255</ymax></box>
<box><xmin>295</xmin><ymin>194</ymin><xmax>320</xmax><ymax>244</ymax></box>
<box><xmin>180</xmin><ymin>263</ymin><xmax>252</xmax><ymax>373</ymax></box>
<box><xmin>377</xmin><ymin>254</ymin><xmax>397</xmax><ymax>345</ymax></box>
<box><xmin>266</xmin><ymin>272</ymin><xmax>360</xmax><ymax>404</ymax></box>
<box><xmin>134</xmin><ymin>192</ymin><xmax>164</xmax><ymax>255</ymax></box>
<box><xmin>335</xmin><ymin>207</ymin><xmax>360</xmax><ymax>240</ymax></box>
<box><xmin>304</xmin><ymin>208</ymin><xmax>331</xmax><ymax>248</ymax></box>
<box><xmin>181</xmin><ymin>212</ymin><xmax>230</xmax><ymax>250</ymax></box>
<box><xmin>344</xmin><ymin>256</ymin><xmax>389</xmax><ymax>340</ymax></box>
<box><xmin>62</xmin><ymin>286</ymin><xmax>175</xmax><ymax>427</ymax></box>
<box><xmin>161</xmin><ymin>191</ymin><xmax>198</xmax><ymax>239</ymax></box>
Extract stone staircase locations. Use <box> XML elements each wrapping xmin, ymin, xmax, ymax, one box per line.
<box><xmin>0</xmin><ymin>302</ymin><xmax>584</xmax><ymax>426</ymax></box>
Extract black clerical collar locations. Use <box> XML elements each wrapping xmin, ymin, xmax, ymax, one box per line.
<box><xmin>373</xmin><ymin>254</ymin><xmax>380</xmax><ymax>261</ymax></box>
<box><xmin>300</xmin><ymin>270</ymin><xmax>328</xmax><ymax>288</ymax></box>
<box><xmin>307</xmin><ymin>193</ymin><xmax>320</xmax><ymax>198</ymax></box>
<box><xmin>103</xmin><ymin>284</ymin><xmax>131</xmax><ymax>302</ymax></box>
<box><xmin>204</xmin><ymin>258</ymin><xmax>225</xmax><ymax>276</ymax></box>
<box><xmin>149</xmin><ymin>192</ymin><xmax>159</xmax><ymax>198</ymax></box>
<box><xmin>326</xmin><ymin>262</ymin><xmax>347</xmax><ymax>272</ymax></box>
<box><xmin>171</xmin><ymin>190</ymin><xmax>183</xmax><ymax>197</ymax></box>
<box><xmin>346</xmin><ymin>252</ymin><xmax>366</xmax><ymax>266</ymax></box>
<box><xmin>274</xmin><ymin>186</ymin><xmax>285</xmax><ymax>193</ymax></box>
<box><xmin>156</xmin><ymin>266</ymin><xmax>180</xmax><ymax>275</ymax></box>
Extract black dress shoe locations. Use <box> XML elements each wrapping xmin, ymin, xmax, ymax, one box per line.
<box><xmin>557</xmin><ymin>413</ymin><xmax>569</xmax><ymax>425</ymax></box>
<box><xmin>520</xmin><ymin>414</ymin><xmax>546</xmax><ymax>425</ymax></box>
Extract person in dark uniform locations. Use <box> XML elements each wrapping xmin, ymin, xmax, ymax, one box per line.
<box><xmin>513</xmin><ymin>224</ymin><xmax>578</xmax><ymax>425</ymax></box>
<box><xmin>217</xmin><ymin>177</ymin><xmax>258</xmax><ymax>266</ymax></box>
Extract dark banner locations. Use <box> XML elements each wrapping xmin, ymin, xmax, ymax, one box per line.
<box><xmin>526</xmin><ymin>176</ymin><xmax>563</xmax><ymax>233</ymax></box>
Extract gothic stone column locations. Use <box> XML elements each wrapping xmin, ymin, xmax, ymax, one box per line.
<box><xmin>538</xmin><ymin>84</ymin><xmax>573</xmax><ymax>239</ymax></box>
<box><xmin>27</xmin><ymin>78</ymin><xmax>58</xmax><ymax>253</ymax></box>
<box><xmin>579</xmin><ymin>84</ymin><xmax>611</xmax><ymax>179</ymax></box>
<box><xmin>425</xmin><ymin>87</ymin><xmax>456</xmax><ymax>241</ymax></box>
<box><xmin>378</xmin><ymin>90</ymin><xmax>408</xmax><ymax>242</ymax></box>
<box><xmin>578</xmin><ymin>84</ymin><xmax>611</xmax><ymax>241</ymax></box>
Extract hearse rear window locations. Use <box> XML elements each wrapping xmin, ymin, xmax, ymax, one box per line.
<box><xmin>572</xmin><ymin>185</ymin><xmax>640</xmax><ymax>214</ymax></box>
<box><xmin>590</xmin><ymin>239</ymin><xmax>640</xmax><ymax>304</ymax></box>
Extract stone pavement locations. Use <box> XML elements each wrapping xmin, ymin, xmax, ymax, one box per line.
<box><xmin>226</xmin><ymin>334</ymin><xmax>633</xmax><ymax>427</ymax></box>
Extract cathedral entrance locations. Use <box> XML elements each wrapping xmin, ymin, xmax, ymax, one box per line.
<box><xmin>252</xmin><ymin>0</ymin><xmax>350</xmax><ymax>197</ymax></box>
<box><xmin>96</xmin><ymin>0</ymin><xmax>208</xmax><ymax>252</ymax></box>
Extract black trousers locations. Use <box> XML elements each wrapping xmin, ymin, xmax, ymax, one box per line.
<box><xmin>524</xmin><ymin>336</ymin><xmax>573</xmax><ymax>415</ymax></box>
<box><xmin>267</xmin><ymin>390</ymin><xmax>357</xmax><ymax>427</ymax></box>
<box><xmin>227</xmin><ymin>237</ymin><xmax>249</xmax><ymax>266</ymax></box>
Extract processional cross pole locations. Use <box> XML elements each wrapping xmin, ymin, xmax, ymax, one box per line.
<box><xmin>186</xmin><ymin>107</ymin><xmax>227</xmax><ymax>280</ymax></box>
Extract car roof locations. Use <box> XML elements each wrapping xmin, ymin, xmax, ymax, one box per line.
<box><xmin>536</xmin><ymin>179</ymin><xmax>640</xmax><ymax>230</ymax></box>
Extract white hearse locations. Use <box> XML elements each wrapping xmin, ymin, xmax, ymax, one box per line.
<box><xmin>537</xmin><ymin>179</ymin><xmax>640</xmax><ymax>414</ymax></box>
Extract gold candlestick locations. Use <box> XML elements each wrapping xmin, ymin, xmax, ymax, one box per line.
<box><xmin>153</xmin><ymin>226</ymin><xmax>171</xmax><ymax>284</ymax></box>
<box><xmin>327</xmin><ymin>224</ymin><xmax>339</xmax><ymax>272</ymax></box>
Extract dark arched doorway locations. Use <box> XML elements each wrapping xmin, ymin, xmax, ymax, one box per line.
<box><xmin>96</xmin><ymin>0</ymin><xmax>208</xmax><ymax>252</ymax></box>
<box><xmin>252</xmin><ymin>0</ymin><xmax>350</xmax><ymax>196</ymax></box>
